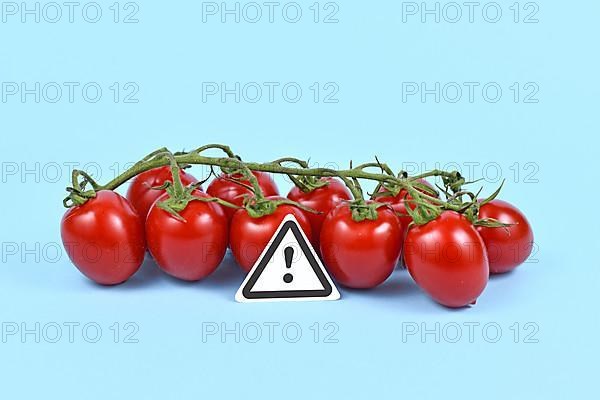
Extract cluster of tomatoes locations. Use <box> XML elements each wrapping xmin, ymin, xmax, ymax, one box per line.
<box><xmin>60</xmin><ymin>165</ymin><xmax>533</xmax><ymax>308</ymax></box>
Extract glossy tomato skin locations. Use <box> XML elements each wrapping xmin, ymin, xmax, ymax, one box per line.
<box><xmin>377</xmin><ymin>179</ymin><xmax>436</xmax><ymax>236</ymax></box>
<box><xmin>229</xmin><ymin>198</ymin><xmax>312</xmax><ymax>272</ymax></box>
<box><xmin>145</xmin><ymin>191</ymin><xmax>228</xmax><ymax>281</ymax></box>
<box><xmin>319</xmin><ymin>203</ymin><xmax>402</xmax><ymax>289</ymax></box>
<box><xmin>206</xmin><ymin>171</ymin><xmax>279</xmax><ymax>221</ymax></box>
<box><xmin>476</xmin><ymin>200</ymin><xmax>534</xmax><ymax>274</ymax></box>
<box><xmin>60</xmin><ymin>190</ymin><xmax>145</xmax><ymax>285</ymax></box>
<box><xmin>404</xmin><ymin>211</ymin><xmax>489</xmax><ymax>308</ymax></box>
<box><xmin>287</xmin><ymin>178</ymin><xmax>352</xmax><ymax>249</ymax></box>
<box><xmin>126</xmin><ymin>166</ymin><xmax>197</xmax><ymax>222</ymax></box>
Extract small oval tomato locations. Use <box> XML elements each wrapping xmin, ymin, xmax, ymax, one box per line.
<box><xmin>404</xmin><ymin>211</ymin><xmax>488</xmax><ymax>308</ymax></box>
<box><xmin>376</xmin><ymin>179</ymin><xmax>437</xmax><ymax>236</ymax></box>
<box><xmin>207</xmin><ymin>171</ymin><xmax>279</xmax><ymax>221</ymax></box>
<box><xmin>287</xmin><ymin>178</ymin><xmax>352</xmax><ymax>250</ymax></box>
<box><xmin>476</xmin><ymin>199</ymin><xmax>534</xmax><ymax>274</ymax></box>
<box><xmin>319</xmin><ymin>203</ymin><xmax>402</xmax><ymax>289</ymax></box>
<box><xmin>230</xmin><ymin>198</ymin><xmax>312</xmax><ymax>272</ymax></box>
<box><xmin>126</xmin><ymin>166</ymin><xmax>197</xmax><ymax>222</ymax></box>
<box><xmin>146</xmin><ymin>191</ymin><xmax>228</xmax><ymax>281</ymax></box>
<box><xmin>60</xmin><ymin>190</ymin><xmax>145</xmax><ymax>285</ymax></box>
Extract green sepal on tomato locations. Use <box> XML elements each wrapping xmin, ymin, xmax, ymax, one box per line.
<box><xmin>60</xmin><ymin>190</ymin><xmax>146</xmax><ymax>285</ymax></box>
<box><xmin>206</xmin><ymin>171</ymin><xmax>279</xmax><ymax>221</ymax></box>
<box><xmin>126</xmin><ymin>165</ymin><xmax>198</xmax><ymax>221</ymax></box>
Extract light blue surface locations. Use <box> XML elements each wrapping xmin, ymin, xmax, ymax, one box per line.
<box><xmin>1</xmin><ymin>1</ymin><xmax>598</xmax><ymax>399</ymax></box>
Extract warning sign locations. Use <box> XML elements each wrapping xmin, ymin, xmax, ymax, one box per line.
<box><xmin>235</xmin><ymin>214</ymin><xmax>341</xmax><ymax>303</ymax></box>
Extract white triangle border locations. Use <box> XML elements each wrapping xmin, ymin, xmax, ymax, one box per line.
<box><xmin>235</xmin><ymin>214</ymin><xmax>341</xmax><ymax>303</ymax></box>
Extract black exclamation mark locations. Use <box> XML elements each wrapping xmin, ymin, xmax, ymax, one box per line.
<box><xmin>283</xmin><ymin>246</ymin><xmax>294</xmax><ymax>283</ymax></box>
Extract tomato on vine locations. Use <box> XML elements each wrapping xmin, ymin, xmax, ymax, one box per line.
<box><xmin>206</xmin><ymin>171</ymin><xmax>279</xmax><ymax>221</ymax></box>
<box><xmin>476</xmin><ymin>199</ymin><xmax>533</xmax><ymax>274</ymax></box>
<box><xmin>230</xmin><ymin>197</ymin><xmax>313</xmax><ymax>272</ymax></box>
<box><xmin>287</xmin><ymin>177</ymin><xmax>352</xmax><ymax>250</ymax></box>
<box><xmin>146</xmin><ymin>190</ymin><xmax>228</xmax><ymax>281</ymax></box>
<box><xmin>320</xmin><ymin>202</ymin><xmax>402</xmax><ymax>289</ymax></box>
<box><xmin>60</xmin><ymin>143</ymin><xmax>533</xmax><ymax>311</ymax></box>
<box><xmin>61</xmin><ymin>190</ymin><xmax>145</xmax><ymax>285</ymax></box>
<box><xmin>126</xmin><ymin>166</ymin><xmax>197</xmax><ymax>221</ymax></box>
<box><xmin>404</xmin><ymin>211</ymin><xmax>489</xmax><ymax>308</ymax></box>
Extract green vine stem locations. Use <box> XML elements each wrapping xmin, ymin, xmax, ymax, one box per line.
<box><xmin>63</xmin><ymin>144</ymin><xmax>490</xmax><ymax>223</ymax></box>
<box><xmin>271</xmin><ymin>157</ymin><xmax>329</xmax><ymax>193</ymax></box>
<box><xmin>150</xmin><ymin>151</ymin><xmax>241</xmax><ymax>221</ymax></box>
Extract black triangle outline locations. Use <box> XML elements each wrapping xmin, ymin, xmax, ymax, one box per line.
<box><xmin>241</xmin><ymin>220</ymin><xmax>333</xmax><ymax>299</ymax></box>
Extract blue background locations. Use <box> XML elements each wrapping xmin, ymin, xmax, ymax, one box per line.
<box><xmin>1</xmin><ymin>1</ymin><xmax>597</xmax><ymax>399</ymax></box>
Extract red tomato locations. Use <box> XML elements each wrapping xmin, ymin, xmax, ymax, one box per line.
<box><xmin>60</xmin><ymin>190</ymin><xmax>145</xmax><ymax>285</ymax></box>
<box><xmin>230</xmin><ymin>197</ymin><xmax>312</xmax><ymax>272</ymax></box>
<box><xmin>206</xmin><ymin>171</ymin><xmax>279</xmax><ymax>221</ymax></box>
<box><xmin>377</xmin><ymin>178</ymin><xmax>436</xmax><ymax>236</ymax></box>
<box><xmin>319</xmin><ymin>203</ymin><xmax>402</xmax><ymax>289</ymax></box>
<box><xmin>476</xmin><ymin>199</ymin><xmax>534</xmax><ymax>274</ymax></box>
<box><xmin>145</xmin><ymin>191</ymin><xmax>228</xmax><ymax>281</ymax></box>
<box><xmin>287</xmin><ymin>178</ymin><xmax>352</xmax><ymax>250</ymax></box>
<box><xmin>404</xmin><ymin>211</ymin><xmax>489</xmax><ymax>308</ymax></box>
<box><xmin>126</xmin><ymin>166</ymin><xmax>197</xmax><ymax>222</ymax></box>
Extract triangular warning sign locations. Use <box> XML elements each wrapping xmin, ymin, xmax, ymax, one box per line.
<box><xmin>235</xmin><ymin>214</ymin><xmax>340</xmax><ymax>303</ymax></box>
